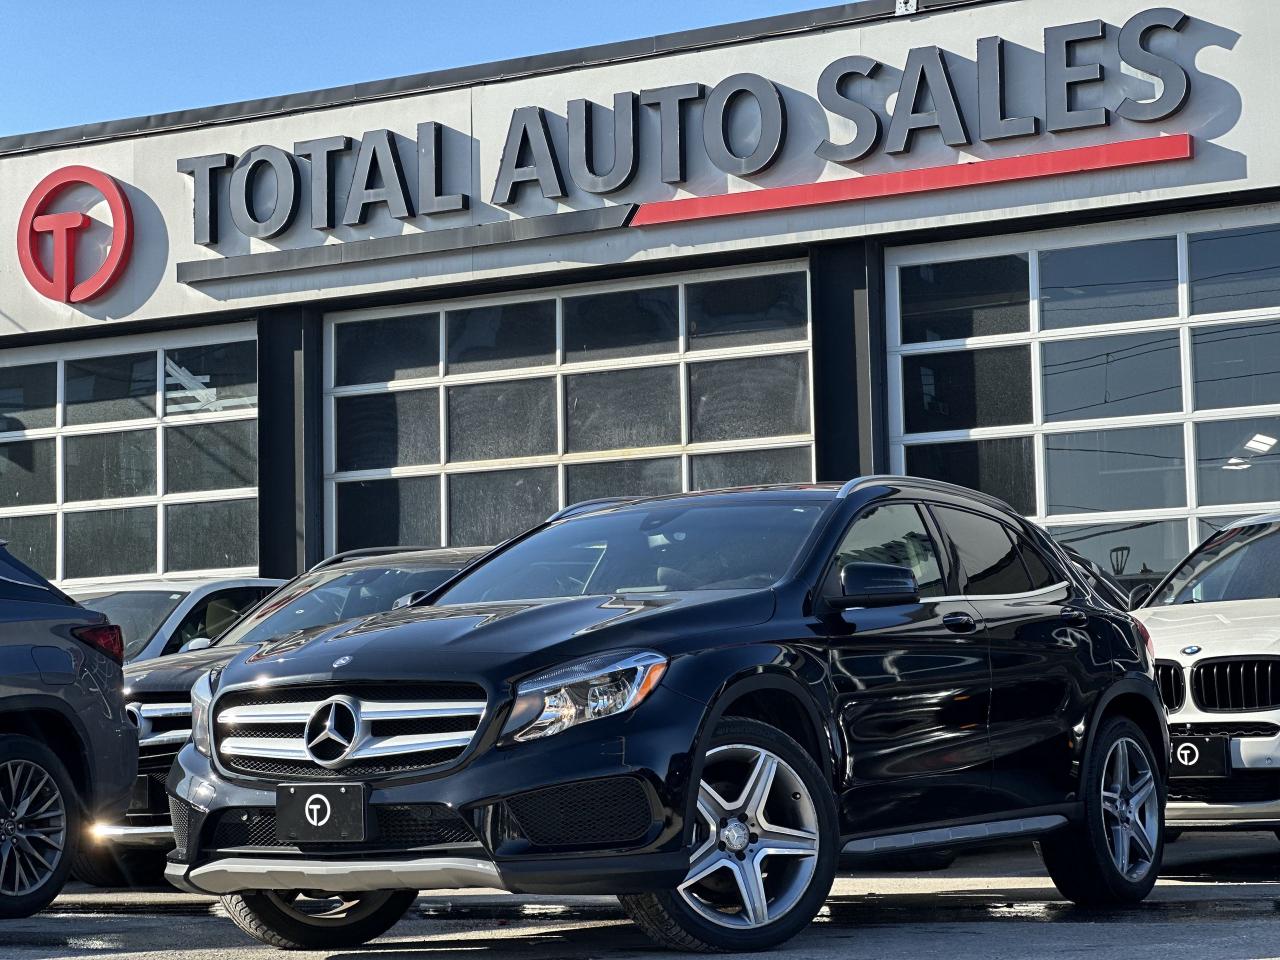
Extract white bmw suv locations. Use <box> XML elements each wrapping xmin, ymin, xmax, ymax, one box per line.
<box><xmin>1135</xmin><ymin>514</ymin><xmax>1280</xmax><ymax>834</ymax></box>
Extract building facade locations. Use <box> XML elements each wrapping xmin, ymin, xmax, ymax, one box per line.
<box><xmin>0</xmin><ymin>0</ymin><xmax>1274</xmax><ymax>595</ymax></box>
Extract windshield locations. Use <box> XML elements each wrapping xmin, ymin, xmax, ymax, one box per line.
<box><xmin>78</xmin><ymin>591</ymin><xmax>188</xmax><ymax>661</ymax></box>
<box><xmin>215</xmin><ymin>563</ymin><xmax>461</xmax><ymax>647</ymax></box>
<box><xmin>1154</xmin><ymin>522</ymin><xmax>1280</xmax><ymax>606</ymax></box>
<box><xmin>437</xmin><ymin>501</ymin><xmax>825</xmax><ymax>605</ymax></box>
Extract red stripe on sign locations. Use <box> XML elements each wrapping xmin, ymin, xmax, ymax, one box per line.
<box><xmin>630</xmin><ymin>134</ymin><xmax>1194</xmax><ymax>227</ymax></box>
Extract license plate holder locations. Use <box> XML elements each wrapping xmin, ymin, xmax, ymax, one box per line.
<box><xmin>275</xmin><ymin>783</ymin><xmax>368</xmax><ymax>843</ymax></box>
<box><xmin>1170</xmin><ymin>735</ymin><xmax>1230</xmax><ymax>778</ymax></box>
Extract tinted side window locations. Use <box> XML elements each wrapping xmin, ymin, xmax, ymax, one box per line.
<box><xmin>934</xmin><ymin>507</ymin><xmax>1033</xmax><ymax>596</ymax></box>
<box><xmin>828</xmin><ymin>503</ymin><xmax>944</xmax><ymax>598</ymax></box>
<box><xmin>0</xmin><ymin>550</ymin><xmax>60</xmax><ymax>605</ymax></box>
<box><xmin>1017</xmin><ymin>538</ymin><xmax>1062</xmax><ymax>591</ymax></box>
<box><xmin>165</xmin><ymin>587</ymin><xmax>266</xmax><ymax>654</ymax></box>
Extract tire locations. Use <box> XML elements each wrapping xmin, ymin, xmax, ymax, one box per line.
<box><xmin>1038</xmin><ymin>717</ymin><xmax>1163</xmax><ymax>907</ymax></box>
<box><xmin>0</xmin><ymin>734</ymin><xmax>79</xmax><ymax>919</ymax></box>
<box><xmin>72</xmin><ymin>845</ymin><xmax>167</xmax><ymax>888</ymax></box>
<box><xmin>620</xmin><ymin>717</ymin><xmax>837</xmax><ymax>953</ymax></box>
<box><xmin>222</xmin><ymin>889</ymin><xmax>418</xmax><ymax>950</ymax></box>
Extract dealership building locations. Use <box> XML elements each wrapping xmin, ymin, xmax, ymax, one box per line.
<box><xmin>0</xmin><ymin>0</ymin><xmax>1273</xmax><ymax>592</ymax></box>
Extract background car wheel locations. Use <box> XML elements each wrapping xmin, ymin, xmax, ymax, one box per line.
<box><xmin>0</xmin><ymin>735</ymin><xmax>78</xmax><ymax>919</ymax></box>
<box><xmin>72</xmin><ymin>845</ymin><xmax>167</xmax><ymax>888</ymax></box>
<box><xmin>1038</xmin><ymin>717</ymin><xmax>1163</xmax><ymax>906</ymax></box>
<box><xmin>222</xmin><ymin>888</ymin><xmax>418</xmax><ymax>950</ymax></box>
<box><xmin>619</xmin><ymin>717</ymin><xmax>837</xmax><ymax>953</ymax></box>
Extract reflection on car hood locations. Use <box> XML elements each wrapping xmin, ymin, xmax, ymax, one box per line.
<box><xmin>123</xmin><ymin>644</ymin><xmax>242</xmax><ymax>698</ymax></box>
<box><xmin>1135</xmin><ymin>598</ymin><xmax>1280</xmax><ymax>657</ymax></box>
<box><xmin>219</xmin><ymin>590</ymin><xmax>775</xmax><ymax>690</ymax></box>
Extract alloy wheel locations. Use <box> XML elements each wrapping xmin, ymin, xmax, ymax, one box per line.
<box><xmin>0</xmin><ymin>759</ymin><xmax>67</xmax><ymax>898</ymax></box>
<box><xmin>1100</xmin><ymin>737</ymin><xmax>1159</xmax><ymax>881</ymax></box>
<box><xmin>678</xmin><ymin>744</ymin><xmax>820</xmax><ymax>929</ymax></box>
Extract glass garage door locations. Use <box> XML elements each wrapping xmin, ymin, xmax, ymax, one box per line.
<box><xmin>0</xmin><ymin>324</ymin><xmax>258</xmax><ymax>583</ymax></box>
<box><xmin>886</xmin><ymin>209</ymin><xmax>1280</xmax><ymax>596</ymax></box>
<box><xmin>324</xmin><ymin>263</ymin><xmax>814</xmax><ymax>550</ymax></box>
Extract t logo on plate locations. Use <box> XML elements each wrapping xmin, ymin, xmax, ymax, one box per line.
<box><xmin>304</xmin><ymin>793</ymin><xmax>332</xmax><ymax>827</ymax></box>
<box><xmin>1175</xmin><ymin>742</ymin><xmax>1200</xmax><ymax>766</ymax></box>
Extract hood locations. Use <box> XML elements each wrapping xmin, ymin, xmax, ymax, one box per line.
<box><xmin>123</xmin><ymin>644</ymin><xmax>242</xmax><ymax>698</ymax></box>
<box><xmin>1134</xmin><ymin>598</ymin><xmax>1280</xmax><ymax>659</ymax></box>
<box><xmin>218</xmin><ymin>589</ymin><xmax>775</xmax><ymax>691</ymax></box>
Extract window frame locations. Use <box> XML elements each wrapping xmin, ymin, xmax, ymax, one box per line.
<box><xmin>819</xmin><ymin>498</ymin><xmax>955</xmax><ymax>603</ymax></box>
<box><xmin>928</xmin><ymin>503</ymin><xmax>1069</xmax><ymax>600</ymax></box>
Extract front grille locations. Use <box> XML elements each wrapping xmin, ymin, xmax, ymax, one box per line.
<box><xmin>505</xmin><ymin>777</ymin><xmax>654</xmax><ymax>848</ymax></box>
<box><xmin>1172</xmin><ymin>721</ymin><xmax>1280</xmax><ymax>738</ymax></box>
<box><xmin>169</xmin><ymin>797</ymin><xmax>193</xmax><ymax>858</ymax></box>
<box><xmin>207</xmin><ymin>804</ymin><xmax>475</xmax><ymax>851</ymax></box>
<box><xmin>213</xmin><ymin>682</ymin><xmax>486</xmax><ymax>782</ymax></box>
<box><xmin>1191</xmin><ymin>658</ymin><xmax>1280</xmax><ymax>712</ymax></box>
<box><xmin>128</xmin><ymin>700</ymin><xmax>192</xmax><ymax>761</ymax></box>
<box><xmin>1155</xmin><ymin>661</ymin><xmax>1185</xmax><ymax>712</ymax></box>
<box><xmin>1169</xmin><ymin>771</ymin><xmax>1280</xmax><ymax>804</ymax></box>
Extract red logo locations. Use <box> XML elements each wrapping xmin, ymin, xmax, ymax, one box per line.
<box><xmin>17</xmin><ymin>166</ymin><xmax>133</xmax><ymax>303</ymax></box>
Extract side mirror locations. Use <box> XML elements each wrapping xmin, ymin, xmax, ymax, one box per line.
<box><xmin>392</xmin><ymin>590</ymin><xmax>430</xmax><ymax>610</ymax></box>
<box><xmin>180</xmin><ymin>636</ymin><xmax>213</xmax><ymax>653</ymax></box>
<box><xmin>835</xmin><ymin>562</ymin><xmax>920</xmax><ymax>608</ymax></box>
<box><xmin>1127</xmin><ymin>583</ymin><xmax>1154</xmax><ymax>610</ymax></box>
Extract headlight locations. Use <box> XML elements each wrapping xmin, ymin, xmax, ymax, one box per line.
<box><xmin>501</xmin><ymin>651</ymin><xmax>667</xmax><ymax>743</ymax></box>
<box><xmin>190</xmin><ymin>671</ymin><xmax>214</xmax><ymax>757</ymax></box>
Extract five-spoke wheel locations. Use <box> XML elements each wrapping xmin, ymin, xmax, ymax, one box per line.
<box><xmin>1100</xmin><ymin>737</ymin><xmax>1159</xmax><ymax>882</ymax></box>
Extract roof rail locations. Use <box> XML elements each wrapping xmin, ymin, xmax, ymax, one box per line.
<box><xmin>307</xmin><ymin>545</ymin><xmax>444</xmax><ymax>573</ymax></box>
<box><xmin>834</xmin><ymin>474</ymin><xmax>1014</xmax><ymax>512</ymax></box>
<box><xmin>545</xmin><ymin>497</ymin><xmax>636</xmax><ymax>523</ymax></box>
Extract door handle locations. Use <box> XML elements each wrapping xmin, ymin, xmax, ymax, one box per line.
<box><xmin>942</xmin><ymin>612</ymin><xmax>979</xmax><ymax>634</ymax></box>
<box><xmin>1061</xmin><ymin>607</ymin><xmax>1089</xmax><ymax>626</ymax></box>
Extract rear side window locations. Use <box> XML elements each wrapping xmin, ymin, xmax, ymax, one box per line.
<box><xmin>827</xmin><ymin>503</ymin><xmax>945</xmax><ymax>598</ymax></box>
<box><xmin>933</xmin><ymin>506</ymin><xmax>1034</xmax><ymax>596</ymax></box>
<box><xmin>0</xmin><ymin>549</ymin><xmax>61</xmax><ymax>605</ymax></box>
<box><xmin>1017</xmin><ymin>539</ymin><xmax>1062</xmax><ymax>591</ymax></box>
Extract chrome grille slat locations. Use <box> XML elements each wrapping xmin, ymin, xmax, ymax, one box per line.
<box><xmin>218</xmin><ymin>699</ymin><xmax>485</xmax><ymax>726</ymax></box>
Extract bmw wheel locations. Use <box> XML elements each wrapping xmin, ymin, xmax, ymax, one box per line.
<box><xmin>620</xmin><ymin>717</ymin><xmax>837</xmax><ymax>952</ymax></box>
<box><xmin>1038</xmin><ymin>717</ymin><xmax>1163</xmax><ymax>906</ymax></box>
<box><xmin>222</xmin><ymin>889</ymin><xmax>419</xmax><ymax>950</ymax></box>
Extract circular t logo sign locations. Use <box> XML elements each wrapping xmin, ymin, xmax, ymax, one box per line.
<box><xmin>304</xmin><ymin>793</ymin><xmax>332</xmax><ymax>828</ymax></box>
<box><xmin>16</xmin><ymin>165</ymin><xmax>133</xmax><ymax>303</ymax></box>
<box><xmin>1175</xmin><ymin>742</ymin><xmax>1200</xmax><ymax>767</ymax></box>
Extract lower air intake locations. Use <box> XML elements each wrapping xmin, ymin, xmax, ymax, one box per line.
<box><xmin>505</xmin><ymin>776</ymin><xmax>654</xmax><ymax>848</ymax></box>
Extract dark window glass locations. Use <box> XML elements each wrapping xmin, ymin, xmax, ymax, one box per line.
<box><xmin>0</xmin><ymin>514</ymin><xmax>55</xmax><ymax>579</ymax></box>
<box><xmin>165</xmin><ymin>421</ymin><xmax>257</xmax><ymax>493</ymax></box>
<box><xmin>1050</xmin><ymin>519</ymin><xmax>1188</xmax><ymax>595</ymax></box>
<box><xmin>563</xmin><ymin>287</ymin><xmax>678</xmax><ymax>362</ymax></box>
<box><xmin>1190</xmin><ymin>223</ymin><xmax>1280</xmax><ymax>314</ymax></box>
<box><xmin>566</xmin><ymin>367</ymin><xmax>679</xmax><ymax>453</ymax></box>
<box><xmin>0</xmin><ymin>439</ymin><xmax>54</xmax><ymax>506</ymax></box>
<box><xmin>687</xmin><ymin>272</ymin><xmax>808</xmax><ymax>350</ymax></box>
<box><xmin>165</xmin><ymin>500</ymin><xmax>258</xmax><ymax>571</ymax></box>
<box><xmin>335</xmin><ymin>390</ymin><xmax>439</xmax><ymax>471</ymax></box>
<box><xmin>830</xmin><ymin>503</ymin><xmax>944</xmax><ymax>598</ymax></box>
<box><xmin>905</xmin><ymin>437</ymin><xmax>1035</xmax><ymax>515</ymax></box>
<box><xmin>1042</xmin><ymin>330</ymin><xmax>1181</xmax><ymax>422</ymax></box>
<box><xmin>447</xmin><ymin>379</ymin><xmax>555</xmax><ymax>462</ymax></box>
<box><xmin>334</xmin><ymin>314</ymin><xmax>439</xmax><ymax>386</ymax></box>
<box><xmin>1017</xmin><ymin>537</ymin><xmax>1060</xmax><ymax>590</ymax></box>
<box><xmin>690</xmin><ymin>447</ymin><xmax>812</xmax><ymax>490</ymax></box>
<box><xmin>1193</xmin><ymin>320</ymin><xmax>1280</xmax><ymax>410</ymax></box>
<box><xmin>446</xmin><ymin>301</ymin><xmax>555</xmax><ymax>374</ymax></box>
<box><xmin>164</xmin><ymin>341</ymin><xmax>257</xmax><ymax>414</ymax></box>
<box><xmin>0</xmin><ymin>363</ymin><xmax>55</xmax><ymax>431</ymax></box>
<box><xmin>65</xmin><ymin>507</ymin><xmax>157</xmax><ymax>579</ymax></box>
<box><xmin>1039</xmin><ymin>237</ymin><xmax>1177</xmax><ymax>330</ymax></box>
<box><xmin>448</xmin><ymin>468</ymin><xmax>557</xmax><ymax>547</ymax></box>
<box><xmin>934</xmin><ymin>506</ymin><xmax>1033</xmax><ymax>595</ymax></box>
<box><xmin>1196</xmin><ymin>416</ymin><xmax>1280</xmax><ymax>506</ymax></box>
<box><xmin>689</xmin><ymin>354</ymin><xmax>810</xmax><ymax>443</ymax></box>
<box><xmin>565</xmin><ymin>458</ymin><xmax>682</xmax><ymax>504</ymax></box>
<box><xmin>65</xmin><ymin>353</ymin><xmax>156</xmax><ymax>425</ymax></box>
<box><xmin>1045</xmin><ymin>426</ymin><xmax>1185</xmax><ymax>515</ymax></box>
<box><xmin>902</xmin><ymin>346</ymin><xmax>1031</xmax><ymax>433</ymax></box>
<box><xmin>336</xmin><ymin>475</ymin><xmax>441</xmax><ymax>551</ymax></box>
<box><xmin>64</xmin><ymin>430</ymin><xmax>156</xmax><ymax>501</ymax></box>
<box><xmin>900</xmin><ymin>254</ymin><xmax>1029</xmax><ymax>343</ymax></box>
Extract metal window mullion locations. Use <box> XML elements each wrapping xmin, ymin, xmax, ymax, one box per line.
<box><xmin>1177</xmin><ymin>231</ymin><xmax>1191</xmax><ymax>321</ymax></box>
<box><xmin>438</xmin><ymin>383</ymin><xmax>449</xmax><ymax>547</ymax></box>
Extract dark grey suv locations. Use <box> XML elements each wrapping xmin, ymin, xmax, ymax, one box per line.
<box><xmin>0</xmin><ymin>543</ymin><xmax>137</xmax><ymax>917</ymax></box>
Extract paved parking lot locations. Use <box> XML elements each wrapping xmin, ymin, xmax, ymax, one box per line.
<box><xmin>6</xmin><ymin>832</ymin><xmax>1280</xmax><ymax>960</ymax></box>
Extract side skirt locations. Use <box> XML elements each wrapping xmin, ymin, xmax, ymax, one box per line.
<box><xmin>841</xmin><ymin>814</ymin><xmax>1069</xmax><ymax>855</ymax></box>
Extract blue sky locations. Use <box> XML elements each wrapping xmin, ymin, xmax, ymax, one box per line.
<box><xmin>0</xmin><ymin>0</ymin><xmax>823</xmax><ymax>137</ymax></box>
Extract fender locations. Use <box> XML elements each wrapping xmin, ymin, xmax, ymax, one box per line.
<box><xmin>1079</xmin><ymin>674</ymin><xmax>1169</xmax><ymax>781</ymax></box>
<box><xmin>0</xmin><ymin>693</ymin><xmax>97</xmax><ymax>801</ymax></box>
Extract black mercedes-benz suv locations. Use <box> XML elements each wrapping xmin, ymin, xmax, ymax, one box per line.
<box><xmin>167</xmin><ymin>479</ymin><xmax>1167</xmax><ymax>952</ymax></box>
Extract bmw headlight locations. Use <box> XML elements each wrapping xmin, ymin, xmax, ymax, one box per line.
<box><xmin>501</xmin><ymin>651</ymin><xmax>668</xmax><ymax>743</ymax></box>
<box><xmin>190</xmin><ymin>671</ymin><xmax>214</xmax><ymax>757</ymax></box>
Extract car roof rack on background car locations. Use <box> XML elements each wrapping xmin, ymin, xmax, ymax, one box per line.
<box><xmin>308</xmin><ymin>546</ymin><xmax>448</xmax><ymax>572</ymax></box>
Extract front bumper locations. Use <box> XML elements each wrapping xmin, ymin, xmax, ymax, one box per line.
<box><xmin>167</xmin><ymin>685</ymin><xmax>704</xmax><ymax>897</ymax></box>
<box><xmin>89</xmin><ymin>821</ymin><xmax>175</xmax><ymax>848</ymax></box>
<box><xmin>1167</xmin><ymin>721</ymin><xmax>1280</xmax><ymax>826</ymax></box>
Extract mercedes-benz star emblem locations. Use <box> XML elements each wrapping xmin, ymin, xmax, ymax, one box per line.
<box><xmin>1181</xmin><ymin>645</ymin><xmax>1202</xmax><ymax>656</ymax></box>
<box><xmin>1176</xmin><ymin>742</ymin><xmax>1200</xmax><ymax>766</ymax></box>
<box><xmin>304</xmin><ymin>697</ymin><xmax>360</xmax><ymax>768</ymax></box>
<box><xmin>304</xmin><ymin>793</ymin><xmax>332</xmax><ymax>827</ymax></box>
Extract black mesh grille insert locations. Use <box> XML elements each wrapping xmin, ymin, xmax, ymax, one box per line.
<box><xmin>1192</xmin><ymin>659</ymin><xmax>1280</xmax><ymax>712</ymax></box>
<box><xmin>207</xmin><ymin>804</ymin><xmax>475</xmax><ymax>851</ymax></box>
<box><xmin>169</xmin><ymin>797</ymin><xmax>192</xmax><ymax>858</ymax></box>
<box><xmin>1169</xmin><ymin>772</ymin><xmax>1280</xmax><ymax>804</ymax></box>
<box><xmin>1155</xmin><ymin>661</ymin><xmax>1185</xmax><ymax>712</ymax></box>
<box><xmin>222</xmin><ymin>747</ymin><xmax>468</xmax><ymax>781</ymax></box>
<box><xmin>1172</xmin><ymin>721</ymin><xmax>1280</xmax><ymax>738</ymax></box>
<box><xmin>505</xmin><ymin>777</ymin><xmax>653</xmax><ymax>848</ymax></box>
